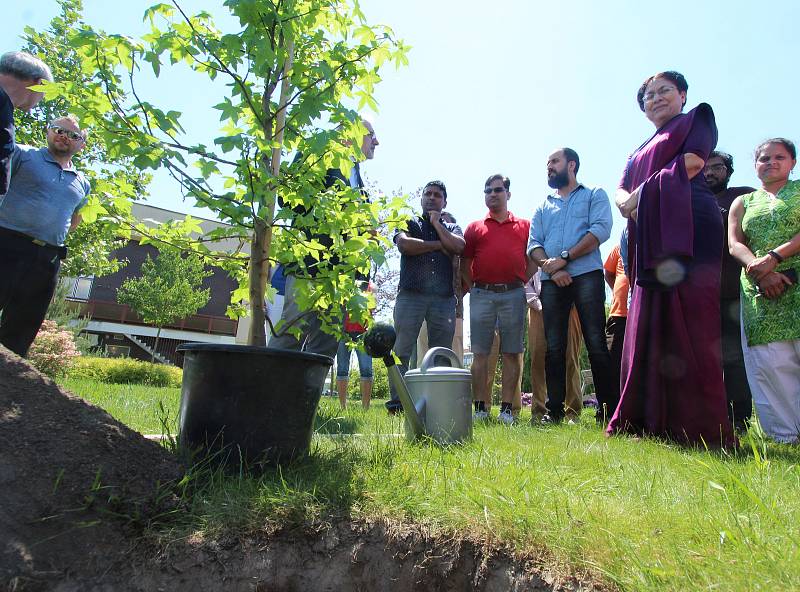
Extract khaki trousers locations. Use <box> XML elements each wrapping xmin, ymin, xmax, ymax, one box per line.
<box><xmin>529</xmin><ymin>306</ymin><xmax>583</xmax><ymax>419</ymax></box>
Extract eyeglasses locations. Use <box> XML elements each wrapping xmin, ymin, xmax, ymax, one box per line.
<box><xmin>423</xmin><ymin>190</ymin><xmax>444</xmax><ymax>198</ymax></box>
<box><xmin>48</xmin><ymin>125</ymin><xmax>84</xmax><ymax>142</ymax></box>
<box><xmin>483</xmin><ymin>186</ymin><xmax>506</xmax><ymax>194</ymax></box>
<box><xmin>642</xmin><ymin>85</ymin><xmax>677</xmax><ymax>103</ymax></box>
<box><xmin>704</xmin><ymin>164</ymin><xmax>728</xmax><ymax>173</ymax></box>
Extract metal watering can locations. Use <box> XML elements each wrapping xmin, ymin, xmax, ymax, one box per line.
<box><xmin>364</xmin><ymin>323</ymin><xmax>473</xmax><ymax>444</ymax></box>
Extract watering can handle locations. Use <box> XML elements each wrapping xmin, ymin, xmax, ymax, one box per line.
<box><xmin>419</xmin><ymin>347</ymin><xmax>463</xmax><ymax>372</ymax></box>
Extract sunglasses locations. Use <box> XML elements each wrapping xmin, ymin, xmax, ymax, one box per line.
<box><xmin>483</xmin><ymin>186</ymin><xmax>506</xmax><ymax>194</ymax></box>
<box><xmin>48</xmin><ymin>125</ymin><xmax>84</xmax><ymax>142</ymax></box>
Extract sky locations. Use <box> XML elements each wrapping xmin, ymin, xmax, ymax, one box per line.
<box><xmin>5</xmin><ymin>0</ymin><xmax>800</xmax><ymax>337</ymax></box>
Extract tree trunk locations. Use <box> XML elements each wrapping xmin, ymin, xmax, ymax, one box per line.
<box><xmin>153</xmin><ymin>326</ymin><xmax>161</xmax><ymax>363</ymax></box>
<box><xmin>246</xmin><ymin>38</ymin><xmax>295</xmax><ymax>346</ymax></box>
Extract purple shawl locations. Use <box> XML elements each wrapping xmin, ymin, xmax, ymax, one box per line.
<box><xmin>622</xmin><ymin>104</ymin><xmax>717</xmax><ymax>289</ymax></box>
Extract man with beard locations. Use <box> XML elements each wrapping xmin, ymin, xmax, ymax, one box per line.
<box><xmin>0</xmin><ymin>115</ymin><xmax>89</xmax><ymax>356</ymax></box>
<box><xmin>704</xmin><ymin>150</ymin><xmax>755</xmax><ymax>431</ymax></box>
<box><xmin>528</xmin><ymin>148</ymin><xmax>614</xmax><ymax>424</ymax></box>
<box><xmin>0</xmin><ymin>51</ymin><xmax>53</xmax><ymax>195</ymax></box>
<box><xmin>462</xmin><ymin>174</ymin><xmax>534</xmax><ymax>424</ymax></box>
<box><xmin>386</xmin><ymin>180</ymin><xmax>465</xmax><ymax>414</ymax></box>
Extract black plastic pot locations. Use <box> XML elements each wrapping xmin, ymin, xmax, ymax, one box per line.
<box><xmin>176</xmin><ymin>343</ymin><xmax>333</xmax><ymax>468</ymax></box>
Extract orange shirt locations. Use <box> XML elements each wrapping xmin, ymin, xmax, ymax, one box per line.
<box><xmin>604</xmin><ymin>246</ymin><xmax>629</xmax><ymax>318</ymax></box>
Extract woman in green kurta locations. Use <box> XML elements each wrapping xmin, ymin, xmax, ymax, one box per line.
<box><xmin>729</xmin><ymin>138</ymin><xmax>800</xmax><ymax>442</ymax></box>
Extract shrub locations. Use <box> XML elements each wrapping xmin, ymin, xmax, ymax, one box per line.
<box><xmin>69</xmin><ymin>356</ymin><xmax>182</xmax><ymax>388</ymax></box>
<box><xmin>345</xmin><ymin>358</ymin><xmax>389</xmax><ymax>399</ymax></box>
<box><xmin>28</xmin><ymin>320</ymin><xmax>81</xmax><ymax>378</ymax></box>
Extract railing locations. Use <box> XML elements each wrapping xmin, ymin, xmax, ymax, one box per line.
<box><xmin>127</xmin><ymin>334</ymin><xmax>184</xmax><ymax>367</ymax></box>
<box><xmin>76</xmin><ymin>299</ymin><xmax>238</xmax><ymax>336</ymax></box>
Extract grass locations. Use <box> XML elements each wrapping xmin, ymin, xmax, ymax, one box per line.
<box><xmin>61</xmin><ymin>377</ymin><xmax>180</xmax><ymax>435</ymax></box>
<box><xmin>63</xmin><ymin>377</ymin><xmax>800</xmax><ymax>591</ymax></box>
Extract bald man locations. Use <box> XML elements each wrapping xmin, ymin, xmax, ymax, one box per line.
<box><xmin>0</xmin><ymin>51</ymin><xmax>53</xmax><ymax>195</ymax></box>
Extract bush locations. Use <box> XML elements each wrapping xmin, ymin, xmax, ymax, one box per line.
<box><xmin>28</xmin><ymin>320</ymin><xmax>81</xmax><ymax>378</ymax></box>
<box><xmin>69</xmin><ymin>356</ymin><xmax>182</xmax><ymax>388</ymax></box>
<box><xmin>345</xmin><ymin>358</ymin><xmax>389</xmax><ymax>399</ymax></box>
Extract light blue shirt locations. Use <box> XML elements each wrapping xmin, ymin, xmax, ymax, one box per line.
<box><xmin>0</xmin><ymin>145</ymin><xmax>89</xmax><ymax>246</ymax></box>
<box><xmin>527</xmin><ymin>184</ymin><xmax>612</xmax><ymax>280</ymax></box>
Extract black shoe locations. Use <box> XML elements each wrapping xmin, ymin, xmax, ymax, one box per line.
<box><xmin>386</xmin><ymin>405</ymin><xmax>403</xmax><ymax>416</ymax></box>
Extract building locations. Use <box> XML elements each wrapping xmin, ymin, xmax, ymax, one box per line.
<box><xmin>65</xmin><ymin>203</ymin><xmax>246</xmax><ymax>366</ymax></box>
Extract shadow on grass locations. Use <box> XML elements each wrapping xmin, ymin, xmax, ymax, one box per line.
<box><xmin>166</xmin><ymin>440</ymin><xmax>373</xmax><ymax>537</ymax></box>
<box><xmin>313</xmin><ymin>404</ymin><xmax>361</xmax><ymax>434</ymax></box>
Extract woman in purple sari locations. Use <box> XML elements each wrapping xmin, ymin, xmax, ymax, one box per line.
<box><xmin>607</xmin><ymin>71</ymin><xmax>735</xmax><ymax>447</ymax></box>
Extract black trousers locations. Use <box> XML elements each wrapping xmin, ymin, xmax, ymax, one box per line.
<box><xmin>541</xmin><ymin>270</ymin><xmax>616</xmax><ymax>421</ymax></box>
<box><xmin>0</xmin><ymin>229</ymin><xmax>62</xmax><ymax>357</ymax></box>
<box><xmin>605</xmin><ymin>314</ymin><xmax>626</xmax><ymax>415</ymax></box>
<box><xmin>720</xmin><ymin>296</ymin><xmax>752</xmax><ymax>429</ymax></box>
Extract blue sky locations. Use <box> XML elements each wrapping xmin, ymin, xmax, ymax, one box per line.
<box><xmin>6</xmin><ymin>1</ymin><xmax>800</xmax><ymax>331</ymax></box>
<box><xmin>10</xmin><ymin>1</ymin><xmax>800</xmax><ymax>233</ymax></box>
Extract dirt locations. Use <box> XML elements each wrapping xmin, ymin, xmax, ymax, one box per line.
<box><xmin>0</xmin><ymin>348</ymin><xmax>606</xmax><ymax>591</ymax></box>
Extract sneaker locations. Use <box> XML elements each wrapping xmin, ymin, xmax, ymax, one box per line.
<box><xmin>540</xmin><ymin>414</ymin><xmax>563</xmax><ymax>425</ymax></box>
<box><xmin>498</xmin><ymin>410</ymin><xmax>515</xmax><ymax>425</ymax></box>
<box><xmin>473</xmin><ymin>410</ymin><xmax>489</xmax><ymax>421</ymax></box>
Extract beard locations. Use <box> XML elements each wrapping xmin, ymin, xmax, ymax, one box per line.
<box><xmin>706</xmin><ymin>177</ymin><xmax>727</xmax><ymax>194</ymax></box>
<box><xmin>547</xmin><ymin>168</ymin><xmax>569</xmax><ymax>189</ymax></box>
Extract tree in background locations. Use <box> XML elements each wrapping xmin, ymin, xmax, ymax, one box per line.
<box><xmin>117</xmin><ymin>247</ymin><xmax>211</xmax><ymax>362</ymax></box>
<box><xmin>17</xmin><ymin>0</ymin><xmax>150</xmax><ymax>278</ymax></box>
<box><xmin>40</xmin><ymin>0</ymin><xmax>410</xmax><ymax>347</ymax></box>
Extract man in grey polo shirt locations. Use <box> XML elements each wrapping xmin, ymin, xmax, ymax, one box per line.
<box><xmin>0</xmin><ymin>115</ymin><xmax>89</xmax><ymax>356</ymax></box>
<box><xmin>0</xmin><ymin>51</ymin><xmax>53</xmax><ymax>195</ymax></box>
<box><xmin>528</xmin><ymin>147</ymin><xmax>615</xmax><ymax>424</ymax></box>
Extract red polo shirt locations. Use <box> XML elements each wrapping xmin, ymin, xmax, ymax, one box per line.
<box><xmin>463</xmin><ymin>211</ymin><xmax>530</xmax><ymax>284</ymax></box>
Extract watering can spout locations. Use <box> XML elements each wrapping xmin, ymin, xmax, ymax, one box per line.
<box><xmin>364</xmin><ymin>323</ymin><xmax>426</xmax><ymax>438</ymax></box>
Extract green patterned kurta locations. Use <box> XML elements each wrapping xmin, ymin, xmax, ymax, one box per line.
<box><xmin>740</xmin><ymin>179</ymin><xmax>800</xmax><ymax>346</ymax></box>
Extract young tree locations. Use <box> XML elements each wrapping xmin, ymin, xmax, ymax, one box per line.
<box><xmin>117</xmin><ymin>247</ymin><xmax>212</xmax><ymax>361</ymax></box>
<box><xmin>41</xmin><ymin>0</ymin><xmax>410</xmax><ymax>347</ymax></box>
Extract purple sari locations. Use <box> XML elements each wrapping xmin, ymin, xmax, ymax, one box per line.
<box><xmin>607</xmin><ymin>104</ymin><xmax>735</xmax><ymax>447</ymax></box>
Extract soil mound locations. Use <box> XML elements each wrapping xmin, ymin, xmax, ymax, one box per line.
<box><xmin>0</xmin><ymin>348</ymin><xmax>605</xmax><ymax>591</ymax></box>
<box><xmin>0</xmin><ymin>347</ymin><xmax>182</xmax><ymax>589</ymax></box>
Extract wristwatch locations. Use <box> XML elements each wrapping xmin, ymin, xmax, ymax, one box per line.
<box><xmin>560</xmin><ymin>250</ymin><xmax>571</xmax><ymax>261</ymax></box>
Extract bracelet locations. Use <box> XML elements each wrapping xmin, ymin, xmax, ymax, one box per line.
<box><xmin>768</xmin><ymin>250</ymin><xmax>785</xmax><ymax>264</ymax></box>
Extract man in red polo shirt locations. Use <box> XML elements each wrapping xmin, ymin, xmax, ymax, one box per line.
<box><xmin>462</xmin><ymin>174</ymin><xmax>536</xmax><ymax>424</ymax></box>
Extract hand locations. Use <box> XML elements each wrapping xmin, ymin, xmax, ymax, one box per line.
<box><xmin>757</xmin><ymin>271</ymin><xmax>792</xmax><ymax>299</ymax></box>
<box><xmin>428</xmin><ymin>210</ymin><xmax>441</xmax><ymax>226</ymax></box>
<box><xmin>551</xmin><ymin>270</ymin><xmax>572</xmax><ymax>287</ymax></box>
<box><xmin>541</xmin><ymin>257</ymin><xmax>567</xmax><ymax>274</ymax></box>
<box><xmin>746</xmin><ymin>254</ymin><xmax>778</xmax><ymax>281</ymax></box>
<box><xmin>616</xmin><ymin>186</ymin><xmax>640</xmax><ymax>219</ymax></box>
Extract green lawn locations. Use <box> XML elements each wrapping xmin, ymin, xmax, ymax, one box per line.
<box><xmin>63</xmin><ymin>378</ymin><xmax>800</xmax><ymax>591</ymax></box>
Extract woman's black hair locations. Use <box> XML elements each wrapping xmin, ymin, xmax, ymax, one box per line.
<box><xmin>637</xmin><ymin>71</ymin><xmax>688</xmax><ymax>111</ymax></box>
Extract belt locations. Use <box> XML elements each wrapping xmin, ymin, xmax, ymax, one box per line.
<box><xmin>0</xmin><ymin>226</ymin><xmax>68</xmax><ymax>259</ymax></box>
<box><xmin>472</xmin><ymin>281</ymin><xmax>524</xmax><ymax>293</ymax></box>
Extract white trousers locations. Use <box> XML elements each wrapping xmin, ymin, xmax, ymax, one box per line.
<box><xmin>741</xmin><ymin>328</ymin><xmax>800</xmax><ymax>443</ymax></box>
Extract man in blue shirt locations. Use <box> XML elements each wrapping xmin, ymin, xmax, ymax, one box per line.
<box><xmin>0</xmin><ymin>51</ymin><xmax>53</xmax><ymax>195</ymax></box>
<box><xmin>0</xmin><ymin>116</ymin><xmax>89</xmax><ymax>356</ymax></box>
<box><xmin>387</xmin><ymin>180</ymin><xmax>465</xmax><ymax>414</ymax></box>
<box><xmin>528</xmin><ymin>147</ymin><xmax>616</xmax><ymax>424</ymax></box>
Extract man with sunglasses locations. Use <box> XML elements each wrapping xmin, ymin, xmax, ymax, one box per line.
<box><xmin>0</xmin><ymin>116</ymin><xmax>89</xmax><ymax>357</ymax></box>
<box><xmin>462</xmin><ymin>174</ymin><xmax>535</xmax><ymax>424</ymax></box>
<box><xmin>705</xmin><ymin>150</ymin><xmax>755</xmax><ymax>432</ymax></box>
<box><xmin>528</xmin><ymin>148</ymin><xmax>614</xmax><ymax>425</ymax></box>
<box><xmin>386</xmin><ymin>180</ymin><xmax>465</xmax><ymax>414</ymax></box>
<box><xmin>0</xmin><ymin>51</ymin><xmax>53</xmax><ymax>195</ymax></box>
